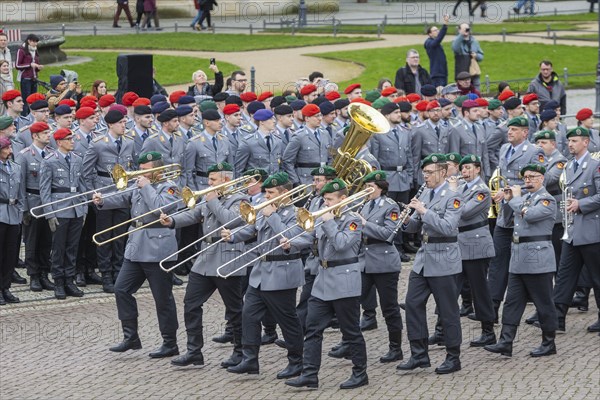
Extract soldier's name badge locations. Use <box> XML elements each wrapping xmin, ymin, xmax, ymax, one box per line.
<box><xmin>557</xmin><ymin>162</ymin><xmax>565</xmax><ymax>170</ymax></box>
<box><xmin>453</xmin><ymin>199</ymin><xmax>461</xmax><ymax>208</ymax></box>
<box><xmin>441</xmin><ymin>190</ymin><xmax>446</xmax><ymax>197</ymax></box>
<box><xmin>477</xmin><ymin>193</ymin><xmax>486</xmax><ymax>201</ymax></box>
<box><xmin>57</xmin><ymin>168</ymin><xmax>65</xmax><ymax>172</ymax></box>
<box><xmin>391</xmin><ymin>212</ymin><xmax>398</xmax><ymax>221</ymax></box>
<box><xmin>542</xmin><ymin>199</ymin><xmax>550</xmax><ymax>206</ymax></box>
<box><xmin>349</xmin><ymin>222</ymin><xmax>358</xmax><ymax>231</ymax></box>
<box><xmin>583</xmin><ymin>187</ymin><xmax>589</xmax><ymax>195</ymax></box>
<box><xmin>282</xmin><ymin>209</ymin><xmax>289</xmax><ymax>216</ymax></box>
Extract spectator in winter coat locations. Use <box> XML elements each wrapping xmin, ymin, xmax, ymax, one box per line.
<box><xmin>394</xmin><ymin>49</ymin><xmax>432</xmax><ymax>95</ymax></box>
<box><xmin>424</xmin><ymin>15</ymin><xmax>450</xmax><ymax>88</ymax></box>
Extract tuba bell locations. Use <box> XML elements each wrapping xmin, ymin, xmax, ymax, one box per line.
<box><xmin>488</xmin><ymin>166</ymin><xmax>509</xmax><ymax>219</ymax></box>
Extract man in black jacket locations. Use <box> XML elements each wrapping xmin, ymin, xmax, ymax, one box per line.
<box><xmin>394</xmin><ymin>50</ymin><xmax>432</xmax><ymax>95</ymax></box>
<box><xmin>424</xmin><ymin>15</ymin><xmax>449</xmax><ymax>88</ymax></box>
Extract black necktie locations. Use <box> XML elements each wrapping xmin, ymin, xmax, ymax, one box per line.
<box><xmin>232</xmin><ymin>131</ymin><xmax>238</xmax><ymax>141</ymax></box>
<box><xmin>326</xmin><ymin>125</ymin><xmax>332</xmax><ymax>138</ymax></box>
<box><xmin>65</xmin><ymin>154</ymin><xmax>71</xmax><ymax>169</ymax></box>
<box><xmin>87</xmin><ymin>135</ymin><xmax>92</xmax><ymax>144</ymax></box>
<box><xmin>472</xmin><ymin>124</ymin><xmax>477</xmax><ymax>136</ymax></box>
<box><xmin>41</xmin><ymin>150</ymin><xmax>46</xmax><ymax>158</ymax></box>
<box><xmin>169</xmin><ymin>136</ymin><xmax>173</xmax><ymax>147</ymax></box>
<box><xmin>284</xmin><ymin>129</ymin><xmax>289</xmax><ymax>143</ymax></box>
<box><xmin>435</xmin><ymin>125</ymin><xmax>440</xmax><ymax>139</ymax></box>
<box><xmin>212</xmin><ymin>136</ymin><xmax>217</xmax><ymax>151</ymax></box>
<box><xmin>116</xmin><ymin>138</ymin><xmax>122</xmax><ymax>154</ymax></box>
<box><xmin>187</xmin><ymin>130</ymin><xmax>193</xmax><ymax>139</ymax></box>
<box><xmin>574</xmin><ymin>161</ymin><xmax>579</xmax><ymax>172</ymax></box>
<box><xmin>507</xmin><ymin>147</ymin><xmax>515</xmax><ymax>160</ymax></box>
<box><xmin>142</xmin><ymin>132</ymin><xmax>149</xmax><ymax>141</ymax></box>
<box><xmin>368</xmin><ymin>200</ymin><xmax>375</xmax><ymax>213</ymax></box>
<box><xmin>3</xmin><ymin>161</ymin><xmax>10</xmax><ymax>174</ymax></box>
<box><xmin>429</xmin><ymin>189</ymin><xmax>434</xmax><ymax>202</ymax></box>
<box><xmin>533</xmin><ymin>116</ymin><xmax>539</xmax><ymax>127</ymax></box>
<box><xmin>314</xmin><ymin>131</ymin><xmax>321</xmax><ymax>145</ymax></box>
<box><xmin>392</xmin><ymin>128</ymin><xmax>399</xmax><ymax>143</ymax></box>
<box><xmin>265</xmin><ymin>135</ymin><xmax>272</xmax><ymax>152</ymax></box>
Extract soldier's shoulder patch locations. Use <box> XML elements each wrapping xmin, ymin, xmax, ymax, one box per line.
<box><xmin>124</xmin><ymin>135</ymin><xmax>134</xmax><ymax>141</ymax></box>
<box><xmin>44</xmin><ymin>151</ymin><xmax>57</xmax><ymax>159</ymax></box>
<box><xmin>128</xmin><ymin>129</ymin><xmax>136</xmax><ymax>137</ymax></box>
<box><xmin>453</xmin><ymin>199</ymin><xmax>461</xmax><ymax>208</ymax></box>
<box><xmin>148</xmin><ymin>133</ymin><xmax>159</xmax><ymax>139</ymax></box>
<box><xmin>476</xmin><ymin>193</ymin><xmax>486</xmax><ymax>201</ymax></box>
<box><xmin>92</xmin><ymin>135</ymin><xmax>105</xmax><ymax>143</ymax></box>
<box><xmin>18</xmin><ymin>126</ymin><xmax>29</xmax><ymax>133</ymax></box>
<box><xmin>19</xmin><ymin>147</ymin><xmax>30</xmax><ymax>154</ymax></box>
<box><xmin>390</xmin><ymin>211</ymin><xmax>398</xmax><ymax>221</ymax></box>
<box><xmin>542</xmin><ymin>199</ymin><xmax>550</xmax><ymax>206</ymax></box>
<box><xmin>167</xmin><ymin>186</ymin><xmax>178</xmax><ymax>195</ymax></box>
<box><xmin>384</xmin><ymin>197</ymin><xmax>396</xmax><ymax>205</ymax></box>
<box><xmin>173</xmin><ymin>131</ymin><xmax>182</xmax><ymax>137</ymax></box>
<box><xmin>557</xmin><ymin>161</ymin><xmax>565</xmax><ymax>170</ymax></box>
<box><xmin>349</xmin><ymin>222</ymin><xmax>358</xmax><ymax>231</ymax></box>
<box><xmin>538</xmin><ymin>154</ymin><xmax>545</xmax><ymax>163</ymax></box>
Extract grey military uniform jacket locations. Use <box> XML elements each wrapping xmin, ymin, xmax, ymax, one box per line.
<box><xmin>99</xmin><ymin>181</ymin><xmax>179</xmax><ymax>262</ymax></box>
<box><xmin>39</xmin><ymin>151</ymin><xmax>87</xmax><ymax>219</ymax></box>
<box><xmin>183</xmin><ymin>131</ymin><xmax>234</xmax><ymax>190</ymax></box>
<box><xmin>370</xmin><ymin>126</ymin><xmax>414</xmax><ymax>192</ymax></box>
<box><xmin>282</xmin><ymin>127</ymin><xmax>332</xmax><ymax>185</ymax></box>
<box><xmin>239</xmin><ymin>192</ymin><xmax>264</xmax><ymax>268</ymax></box>
<box><xmin>449</xmin><ymin>118</ymin><xmax>491</xmax><ymax>178</ymax></box>
<box><xmin>82</xmin><ymin>133</ymin><xmax>136</xmax><ymax>192</ymax></box>
<box><xmin>456</xmin><ymin>177</ymin><xmax>495</xmax><ymax>260</ymax></box>
<box><xmin>222</xmin><ymin>125</ymin><xmax>242</xmax><ymax>160</ymax></box>
<box><xmin>507</xmin><ymin>187</ymin><xmax>557</xmax><ymax>274</ymax></box>
<box><xmin>487</xmin><ymin>121</ymin><xmax>508</xmax><ymax>172</ymax></box>
<box><xmin>13</xmin><ymin>124</ymin><xmax>58</xmax><ymax>154</ymax></box>
<box><xmin>72</xmin><ymin>128</ymin><xmax>100</xmax><ymax>159</ymax></box>
<box><xmin>172</xmin><ymin>193</ymin><xmax>247</xmax><ymax>276</ymax></box>
<box><xmin>356</xmin><ymin>146</ymin><xmax>380</xmax><ymax>170</ymax></box>
<box><xmin>130</xmin><ymin>125</ymin><xmax>157</xmax><ymax>162</ymax></box>
<box><xmin>544</xmin><ymin>149</ymin><xmax>567</xmax><ymax>224</ymax></box>
<box><xmin>141</xmin><ymin>130</ymin><xmax>186</xmax><ymax>167</ymax></box>
<box><xmin>562</xmin><ymin>153</ymin><xmax>600</xmax><ymax>246</ymax></box>
<box><xmin>411</xmin><ymin>121</ymin><xmax>453</xmax><ymax>185</ymax></box>
<box><xmin>15</xmin><ymin>145</ymin><xmax>53</xmax><ymax>212</ymax></box>
<box><xmin>276</xmin><ymin>125</ymin><xmax>292</xmax><ymax>150</ymax></box>
<box><xmin>402</xmin><ymin>182</ymin><xmax>463</xmax><ymax>277</ymax></box>
<box><xmin>303</xmin><ymin>195</ymin><xmax>326</xmax><ymax>276</ymax></box>
<box><xmin>0</xmin><ymin>159</ymin><xmax>24</xmax><ymax>225</ymax></box>
<box><xmin>361</xmin><ymin>196</ymin><xmax>401</xmax><ymax>273</ymax></box>
<box><xmin>234</xmin><ymin>131</ymin><xmax>283</xmax><ymax>178</ymax></box>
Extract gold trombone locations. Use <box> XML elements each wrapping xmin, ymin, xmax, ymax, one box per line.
<box><xmin>30</xmin><ymin>163</ymin><xmax>182</xmax><ymax>219</ymax></box>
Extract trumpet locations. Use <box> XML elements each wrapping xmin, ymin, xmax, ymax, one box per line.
<box><xmin>488</xmin><ymin>166</ymin><xmax>509</xmax><ymax>219</ymax></box>
<box><xmin>239</xmin><ymin>184</ymin><xmax>313</xmax><ymax>224</ymax></box>
<box><xmin>559</xmin><ymin>169</ymin><xmax>573</xmax><ymax>240</ymax></box>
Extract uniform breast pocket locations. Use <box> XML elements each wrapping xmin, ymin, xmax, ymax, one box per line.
<box><xmin>100</xmin><ymin>156</ymin><xmax>117</xmax><ymax>166</ymax></box>
<box><xmin>335</xmin><ymin>268</ymin><xmax>360</xmax><ymax>293</ymax></box>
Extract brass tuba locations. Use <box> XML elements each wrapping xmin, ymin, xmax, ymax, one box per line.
<box><xmin>332</xmin><ymin>103</ymin><xmax>390</xmax><ymax>192</ymax></box>
<box><xmin>488</xmin><ymin>166</ymin><xmax>509</xmax><ymax>219</ymax></box>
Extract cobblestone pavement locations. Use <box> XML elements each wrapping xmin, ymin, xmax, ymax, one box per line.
<box><xmin>1</xmin><ymin>262</ymin><xmax>599</xmax><ymax>400</ymax></box>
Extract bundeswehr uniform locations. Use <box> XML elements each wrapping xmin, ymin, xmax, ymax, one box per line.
<box><xmin>449</xmin><ymin>117</ymin><xmax>491</xmax><ymax>178</ymax></box>
<box><xmin>234</xmin><ymin>131</ymin><xmax>283</xmax><ymax>177</ymax></box>
<box><xmin>282</xmin><ymin>126</ymin><xmax>332</xmax><ymax>185</ymax></box>
<box><xmin>72</xmin><ymin>127</ymin><xmax>100</xmax><ymax>159</ymax></box>
<box><xmin>140</xmin><ymin>126</ymin><xmax>186</xmax><ymax>174</ymax></box>
<box><xmin>356</xmin><ymin>146</ymin><xmax>380</xmax><ymax>170</ymax></box>
<box><xmin>370</xmin><ymin>125</ymin><xmax>414</xmax><ymax>198</ymax></box>
<box><xmin>183</xmin><ymin>131</ymin><xmax>234</xmax><ymax>190</ymax></box>
<box><xmin>487</xmin><ymin>120</ymin><xmax>508</xmax><ymax>172</ymax></box>
<box><xmin>411</xmin><ymin>120</ymin><xmax>452</xmax><ymax>185</ymax></box>
<box><xmin>222</xmin><ymin>124</ymin><xmax>242</xmax><ymax>160</ymax></box>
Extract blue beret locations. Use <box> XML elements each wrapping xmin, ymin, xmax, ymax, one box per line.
<box><xmin>540</xmin><ymin>109</ymin><xmax>557</xmax><ymax>122</ymax></box>
<box><xmin>150</xmin><ymin>94</ymin><xmax>167</xmax><ymax>105</ymax></box>
<box><xmin>290</xmin><ymin>100</ymin><xmax>306</xmax><ymax>111</ymax></box>
<box><xmin>178</xmin><ymin>95</ymin><xmax>195</xmax><ymax>105</ymax></box>
<box><xmin>54</xmin><ymin>105</ymin><xmax>72</xmax><ymax>116</ymax></box>
<box><xmin>543</xmin><ymin>100</ymin><xmax>560</xmax><ymax>111</ymax></box>
<box><xmin>157</xmin><ymin>109</ymin><xmax>178</xmax><ymax>122</ymax></box>
<box><xmin>151</xmin><ymin>101</ymin><xmax>169</xmax><ymax>114</ymax></box>
<box><xmin>420</xmin><ymin>84</ymin><xmax>436</xmax><ymax>97</ymax></box>
<box><xmin>319</xmin><ymin>101</ymin><xmax>335</xmax><ymax>115</ymax></box>
<box><xmin>225</xmin><ymin>95</ymin><xmax>243</xmax><ymax>106</ymax></box>
<box><xmin>438</xmin><ymin>98</ymin><xmax>452</xmax><ymax>107</ymax></box>
<box><xmin>247</xmin><ymin>101</ymin><xmax>265</xmax><ymax>115</ymax></box>
<box><xmin>254</xmin><ymin>109</ymin><xmax>274</xmax><ymax>121</ymax></box>
<box><xmin>467</xmin><ymin>93</ymin><xmax>479</xmax><ymax>100</ymax></box>
<box><xmin>176</xmin><ymin>105</ymin><xmax>193</xmax><ymax>117</ymax></box>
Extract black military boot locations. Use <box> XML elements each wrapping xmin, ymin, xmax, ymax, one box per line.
<box><xmin>75</xmin><ymin>272</ymin><xmax>87</xmax><ymax>287</ymax></box>
<box><xmin>470</xmin><ymin>321</ymin><xmax>496</xmax><ymax>347</ymax></box>
<box><xmin>328</xmin><ymin>341</ymin><xmax>351</xmax><ymax>359</ymax></box>
<box><xmin>588</xmin><ymin>312</ymin><xmax>600</xmax><ymax>332</ymax></box>
<box><xmin>2</xmin><ymin>289</ymin><xmax>20</xmax><ymax>303</ymax></box>
<box><xmin>493</xmin><ymin>300</ymin><xmax>500</xmax><ymax>324</ymax></box>
<box><xmin>85</xmin><ymin>268</ymin><xmax>103</xmax><ymax>285</ymax></box>
<box><xmin>556</xmin><ymin>303</ymin><xmax>567</xmax><ymax>332</ymax></box>
<box><xmin>530</xmin><ymin>331</ymin><xmax>556</xmax><ymax>357</ymax></box>
<box><xmin>484</xmin><ymin>324</ymin><xmax>517</xmax><ymax>357</ymax></box>
<box><xmin>171</xmin><ymin>273</ymin><xmax>183</xmax><ymax>286</ymax></box>
<box><xmin>212</xmin><ymin>324</ymin><xmax>234</xmax><ymax>344</ymax></box>
<box><xmin>396</xmin><ymin>339</ymin><xmax>431</xmax><ymax>370</ymax></box>
<box><xmin>571</xmin><ymin>287</ymin><xmax>590</xmax><ymax>312</ymax></box>
<box><xmin>285</xmin><ymin>364</ymin><xmax>319</xmax><ymax>389</ymax></box>
<box><xmin>40</xmin><ymin>273</ymin><xmax>55</xmax><ymax>290</ymax></box>
<box><xmin>227</xmin><ymin>345</ymin><xmax>259</xmax><ymax>374</ymax></box>
<box><xmin>360</xmin><ymin>310</ymin><xmax>378</xmax><ymax>331</ymax></box>
<box><xmin>435</xmin><ymin>346</ymin><xmax>461</xmax><ymax>374</ymax></box>
<box><xmin>109</xmin><ymin>319</ymin><xmax>142</xmax><ymax>352</ymax></box>
<box><xmin>149</xmin><ymin>333</ymin><xmax>179</xmax><ymax>358</ymax></box>
<box><xmin>276</xmin><ymin>352</ymin><xmax>303</xmax><ymax>379</ymax></box>
<box><xmin>220</xmin><ymin>332</ymin><xmax>243</xmax><ymax>368</ymax></box>
<box><xmin>54</xmin><ymin>278</ymin><xmax>66</xmax><ymax>300</ymax></box>
<box><xmin>261</xmin><ymin>326</ymin><xmax>278</xmax><ymax>345</ymax></box>
<box><xmin>380</xmin><ymin>331</ymin><xmax>404</xmax><ymax>363</ymax></box>
<box><xmin>65</xmin><ymin>278</ymin><xmax>84</xmax><ymax>297</ymax></box>
<box><xmin>427</xmin><ymin>318</ymin><xmax>445</xmax><ymax>346</ymax></box>
<box><xmin>12</xmin><ymin>270</ymin><xmax>27</xmax><ymax>284</ymax></box>
<box><xmin>525</xmin><ymin>311</ymin><xmax>539</xmax><ymax>325</ymax></box>
<box><xmin>171</xmin><ymin>333</ymin><xmax>204</xmax><ymax>367</ymax></box>
<box><xmin>29</xmin><ymin>274</ymin><xmax>43</xmax><ymax>292</ymax></box>
<box><xmin>340</xmin><ymin>363</ymin><xmax>368</xmax><ymax>389</ymax></box>
<box><xmin>102</xmin><ymin>273</ymin><xmax>115</xmax><ymax>294</ymax></box>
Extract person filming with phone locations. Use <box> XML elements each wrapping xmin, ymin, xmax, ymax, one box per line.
<box><xmin>187</xmin><ymin>60</ymin><xmax>223</xmax><ymax>97</ymax></box>
<box><xmin>452</xmin><ymin>23</ymin><xmax>484</xmax><ymax>91</ymax></box>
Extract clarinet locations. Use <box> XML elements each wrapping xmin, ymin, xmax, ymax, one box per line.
<box><xmin>385</xmin><ymin>183</ymin><xmax>427</xmax><ymax>244</ymax></box>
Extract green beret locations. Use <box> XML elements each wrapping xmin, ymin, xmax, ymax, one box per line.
<box><xmin>520</xmin><ymin>163</ymin><xmax>546</xmax><ymax>176</ymax></box>
<box><xmin>363</xmin><ymin>170</ymin><xmax>387</xmax><ymax>183</ymax></box>
<box><xmin>365</xmin><ymin>89</ymin><xmax>381</xmax><ymax>103</ymax></box>
<box><xmin>371</xmin><ymin>97</ymin><xmax>391</xmax><ymax>110</ymax></box>
<box><xmin>243</xmin><ymin>168</ymin><xmax>268</xmax><ymax>182</ymax></box>
<box><xmin>566</xmin><ymin>126</ymin><xmax>590</xmax><ymax>138</ymax></box>
<box><xmin>507</xmin><ymin>116</ymin><xmax>528</xmax><ymax>128</ymax></box>
<box><xmin>262</xmin><ymin>172</ymin><xmax>290</xmax><ymax>189</ymax></box>
<box><xmin>285</xmin><ymin>95</ymin><xmax>297</xmax><ymax>103</ymax></box>
<box><xmin>200</xmin><ymin>100</ymin><xmax>218</xmax><ymax>112</ymax></box>
<box><xmin>138</xmin><ymin>151</ymin><xmax>162</xmax><ymax>164</ymax></box>
<box><xmin>311</xmin><ymin>166</ymin><xmax>337</xmax><ymax>177</ymax></box>
<box><xmin>0</xmin><ymin>115</ymin><xmax>13</xmax><ymax>130</ymax></box>
<box><xmin>454</xmin><ymin>95</ymin><xmax>468</xmax><ymax>107</ymax></box>
<box><xmin>207</xmin><ymin>162</ymin><xmax>233</xmax><ymax>173</ymax></box>
<box><xmin>421</xmin><ymin>153</ymin><xmax>447</xmax><ymax>168</ymax></box>
<box><xmin>534</xmin><ymin>130</ymin><xmax>556</xmax><ymax>142</ymax></box>
<box><xmin>487</xmin><ymin>99</ymin><xmax>502</xmax><ymax>110</ymax></box>
<box><xmin>446</xmin><ymin>152</ymin><xmax>462</xmax><ymax>164</ymax></box>
<box><xmin>459</xmin><ymin>154</ymin><xmax>481</xmax><ymax>168</ymax></box>
<box><xmin>320</xmin><ymin>178</ymin><xmax>347</xmax><ymax>195</ymax></box>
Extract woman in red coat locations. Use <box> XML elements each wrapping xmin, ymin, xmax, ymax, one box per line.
<box><xmin>15</xmin><ymin>34</ymin><xmax>43</xmax><ymax>116</ymax></box>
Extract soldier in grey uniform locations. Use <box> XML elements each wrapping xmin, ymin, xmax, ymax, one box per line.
<box><xmin>274</xmin><ymin>104</ymin><xmax>294</xmax><ymax>149</ymax></box>
<box><xmin>552</xmin><ymin>127</ymin><xmax>600</xmax><ymax>334</ymax></box>
<box><xmin>12</xmin><ymin>97</ymin><xmax>52</xmax><ymax>154</ymax></box>
<box><xmin>575</xmin><ymin>108</ymin><xmax>600</xmax><ymax>154</ymax></box>
<box><xmin>398</xmin><ymin>154</ymin><xmax>463</xmax><ymax>375</ymax></box>
<box><xmin>83</xmin><ymin>110</ymin><xmax>136</xmax><ymax>293</ymax></box>
<box><xmin>223</xmin><ymin>172</ymin><xmax>307</xmax><ymax>379</ymax></box>
<box><xmin>319</xmin><ymin>101</ymin><xmax>337</xmax><ymax>141</ymax></box>
<box><xmin>542</xmin><ymin>100</ymin><xmax>568</xmax><ymax>157</ymax></box>
<box><xmin>484</xmin><ymin>164</ymin><xmax>558</xmax><ymax>358</ymax></box>
<box><xmin>177</xmin><ymin>105</ymin><xmax>201</xmax><ymax>142</ymax></box>
<box><xmin>482</xmin><ymin>99</ymin><xmax>505</xmax><ymax>140</ymax></box>
<box><xmin>290</xmin><ymin>100</ymin><xmax>306</xmax><ymax>132</ymax></box>
<box><xmin>130</xmin><ymin>105</ymin><xmax>156</xmax><ymax>161</ymax></box>
<box><xmin>285</xmin><ymin>178</ymin><xmax>368</xmax><ymax>390</ymax></box>
<box><xmin>0</xmin><ymin>136</ymin><xmax>24</xmax><ymax>304</ymax></box>
<box><xmin>488</xmin><ymin>116</ymin><xmax>546</xmax><ymax>321</ymax></box>
<box><xmin>332</xmin><ymin>99</ymin><xmax>350</xmax><ymax>149</ymax></box>
<box><xmin>39</xmin><ymin>128</ymin><xmax>87</xmax><ymax>300</ymax></box>
<box><xmin>221</xmin><ymin>103</ymin><xmax>243</xmax><ymax>159</ymax></box>
<box><xmin>1</xmin><ymin>90</ymin><xmax>30</xmax><ymax>131</ymax></box>
<box><xmin>282</xmin><ymin>104</ymin><xmax>332</xmax><ymax>186</ymax></box>
<box><xmin>234</xmin><ymin>109</ymin><xmax>283</xmax><ymax>177</ymax></box>
<box><xmin>15</xmin><ymin>122</ymin><xmax>55</xmax><ymax>292</ymax></box>
<box><xmin>522</xmin><ymin>93</ymin><xmax>541</xmax><ymax>142</ymax></box>
<box><xmin>141</xmin><ymin>109</ymin><xmax>185</xmax><ymax>174</ymax></box>
<box><xmin>93</xmin><ymin>151</ymin><xmax>180</xmax><ymax>359</ymax></box>
<box><xmin>487</xmin><ymin>98</ymin><xmax>523</xmax><ymax>172</ymax></box>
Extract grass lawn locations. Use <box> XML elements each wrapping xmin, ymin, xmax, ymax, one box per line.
<box><xmin>61</xmin><ymin>33</ymin><xmax>378</xmax><ymax>52</ymax></box>
<box><xmin>39</xmin><ymin>52</ymin><xmax>240</xmax><ymax>91</ymax></box>
<box><xmin>311</xmin><ymin>42</ymin><xmax>596</xmax><ymax>93</ymax></box>
<box><xmin>520</xmin><ymin>12</ymin><xmax>599</xmax><ymax>22</ymax></box>
<box><xmin>559</xmin><ymin>33</ymin><xmax>599</xmax><ymax>41</ymax></box>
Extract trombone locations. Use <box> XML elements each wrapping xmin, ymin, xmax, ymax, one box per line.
<box><xmin>181</xmin><ymin>174</ymin><xmax>261</xmax><ymax>209</ymax></box>
<box><xmin>30</xmin><ymin>163</ymin><xmax>181</xmax><ymax>219</ymax></box>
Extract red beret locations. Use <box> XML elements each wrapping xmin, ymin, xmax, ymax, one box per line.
<box><xmin>350</xmin><ymin>98</ymin><xmax>371</xmax><ymax>106</ymax></box>
<box><xmin>522</xmin><ymin>93</ymin><xmax>538</xmax><ymax>105</ymax></box>
<box><xmin>168</xmin><ymin>90</ymin><xmax>185</xmax><ymax>105</ymax></box>
<box><xmin>75</xmin><ymin>106</ymin><xmax>96</xmax><ymax>120</ymax></box>
<box><xmin>406</xmin><ymin>93</ymin><xmax>421</xmax><ymax>103</ymax></box>
<box><xmin>425</xmin><ymin>100</ymin><xmax>440</xmax><ymax>111</ymax></box>
<box><xmin>475</xmin><ymin>98</ymin><xmax>489</xmax><ymax>107</ymax></box>
<box><xmin>395</xmin><ymin>96</ymin><xmax>408</xmax><ymax>103</ymax></box>
<box><xmin>26</xmin><ymin>93</ymin><xmax>46</xmax><ymax>105</ymax></box>
<box><xmin>1</xmin><ymin>89</ymin><xmax>21</xmax><ymax>102</ymax></box>
<box><xmin>325</xmin><ymin>91</ymin><xmax>340</xmax><ymax>101</ymax></box>
<box><xmin>344</xmin><ymin>83</ymin><xmax>361</xmax><ymax>95</ymax></box>
<box><xmin>381</xmin><ymin>87</ymin><xmax>397</xmax><ymax>97</ymax></box>
<box><xmin>30</xmin><ymin>122</ymin><xmax>50</xmax><ymax>134</ymax></box>
<box><xmin>223</xmin><ymin>104</ymin><xmax>241</xmax><ymax>115</ymax></box>
<box><xmin>300</xmin><ymin>84</ymin><xmax>317</xmax><ymax>97</ymax></box>
<box><xmin>258</xmin><ymin>91</ymin><xmax>274</xmax><ymax>102</ymax></box>
<box><xmin>58</xmin><ymin>99</ymin><xmax>76</xmax><ymax>107</ymax></box>
<box><xmin>498</xmin><ymin>90</ymin><xmax>515</xmax><ymax>102</ymax></box>
<box><xmin>416</xmin><ymin>100</ymin><xmax>429</xmax><ymax>112</ymax></box>
<box><xmin>79</xmin><ymin>99</ymin><xmax>98</xmax><ymax>109</ymax></box>
<box><xmin>122</xmin><ymin>91</ymin><xmax>140</xmax><ymax>106</ymax></box>
<box><xmin>53</xmin><ymin>128</ymin><xmax>72</xmax><ymax>140</ymax></box>
<box><xmin>576</xmin><ymin>108</ymin><xmax>593</xmax><ymax>121</ymax></box>
<box><xmin>132</xmin><ymin>97</ymin><xmax>151</xmax><ymax>107</ymax></box>
<box><xmin>301</xmin><ymin>104</ymin><xmax>321</xmax><ymax>117</ymax></box>
<box><xmin>98</xmin><ymin>94</ymin><xmax>116</xmax><ymax>108</ymax></box>
<box><xmin>81</xmin><ymin>95</ymin><xmax>97</xmax><ymax>103</ymax></box>
<box><xmin>240</xmin><ymin>92</ymin><xmax>257</xmax><ymax>102</ymax></box>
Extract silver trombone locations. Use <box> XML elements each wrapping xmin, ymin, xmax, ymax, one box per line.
<box><xmin>559</xmin><ymin>169</ymin><xmax>573</xmax><ymax>240</ymax></box>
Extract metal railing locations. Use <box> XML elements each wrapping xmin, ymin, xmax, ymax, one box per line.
<box><xmin>480</xmin><ymin>67</ymin><xmax>595</xmax><ymax>95</ymax></box>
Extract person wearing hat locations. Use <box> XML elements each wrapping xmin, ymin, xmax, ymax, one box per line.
<box><xmin>487</xmin><ymin>116</ymin><xmax>546</xmax><ymax>323</ymax></box>
<box><xmin>0</xmin><ymin>136</ymin><xmax>24</xmax><ymax>305</ymax></box>
<box><xmin>575</xmin><ymin>108</ymin><xmax>600</xmax><ymax>153</ymax></box>
<box><xmin>485</xmin><ymin>164</ymin><xmax>559</xmax><ymax>359</ymax></box>
<box><xmin>129</xmin><ymin>105</ymin><xmax>156</xmax><ymax>158</ymax></box>
<box><xmin>176</xmin><ymin>105</ymin><xmax>199</xmax><ymax>142</ymax></box>
<box><xmin>550</xmin><ymin>127</ymin><xmax>600</xmax><ymax>335</ymax></box>
<box><xmin>439</xmin><ymin>97</ymin><xmax>458</xmax><ymax>128</ymax></box>
<box><xmin>221</xmin><ymin>103</ymin><xmax>243</xmax><ymax>158</ymax></box>
<box><xmin>448</xmin><ymin>99</ymin><xmax>491</xmax><ymax>179</ymax></box>
<box><xmin>521</xmin><ymin>93</ymin><xmax>540</xmax><ymax>142</ymax></box>
<box><xmin>1</xmin><ymin>90</ymin><xmax>30</xmax><ymax>131</ymax></box>
<box><xmin>12</xmin><ymin>95</ymin><xmax>51</xmax><ymax>154</ymax></box>
<box><xmin>92</xmin><ymin>151</ymin><xmax>180</xmax><ymax>358</ymax></box>
<box><xmin>299</xmin><ymin>84</ymin><xmax>318</xmax><ymax>104</ymax></box>
<box><xmin>39</xmin><ymin>128</ymin><xmax>87</xmax><ymax>300</ymax></box>
<box><xmin>53</xmin><ymin>104</ymin><xmax>74</xmax><ymax>133</ymax></box>
<box><xmin>141</xmin><ymin>108</ymin><xmax>185</xmax><ymax>169</ymax></box>
<box><xmin>398</xmin><ymin>154</ymin><xmax>463</xmax><ymax>375</ymax></box>
<box><xmin>480</xmin><ymin>99</ymin><xmax>504</xmax><ymax>144</ymax></box>
<box><xmin>537</xmin><ymin>109</ymin><xmax>565</xmax><ymax>157</ymax></box>
<box><xmin>223</xmin><ymin>172</ymin><xmax>307</xmax><ymax>379</ymax></box>
<box><xmin>285</xmin><ymin>178</ymin><xmax>368</xmax><ymax>390</ymax></box>
<box><xmin>274</xmin><ymin>104</ymin><xmax>294</xmax><ymax>149</ymax></box>
<box><xmin>331</xmin><ymin>99</ymin><xmax>350</xmax><ymax>149</ymax></box>
<box><xmin>487</xmin><ymin>97</ymin><xmax>524</xmax><ymax>173</ymax></box>
<box><xmin>0</xmin><ymin>115</ymin><xmax>15</xmax><ymax>140</ymax></box>
<box><xmin>318</xmin><ymin>101</ymin><xmax>337</xmax><ymax>141</ymax></box>
<box><xmin>445</xmin><ymin>152</ymin><xmax>462</xmax><ymax>178</ymax></box>
<box><xmin>289</xmin><ymin>99</ymin><xmax>306</xmax><ymax>132</ymax></box>
<box><xmin>527</xmin><ymin>60</ymin><xmax>566</xmax><ymax>116</ymax></box>
<box><xmin>282</xmin><ymin>104</ymin><xmax>332</xmax><ymax>186</ymax></box>
<box><xmin>14</xmin><ymin>121</ymin><xmax>56</xmax><ymax>293</ymax></box>
<box><xmin>394</xmin><ymin>49</ymin><xmax>432</xmax><ymax>96</ymax></box>
<box><xmin>343</xmin><ymin>83</ymin><xmax>362</xmax><ymax>101</ymax></box>
<box><xmin>159</xmin><ymin>162</ymin><xmax>248</xmax><ymax>368</ymax></box>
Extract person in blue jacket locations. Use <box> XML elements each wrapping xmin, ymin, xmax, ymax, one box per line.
<box><xmin>424</xmin><ymin>15</ymin><xmax>449</xmax><ymax>88</ymax></box>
